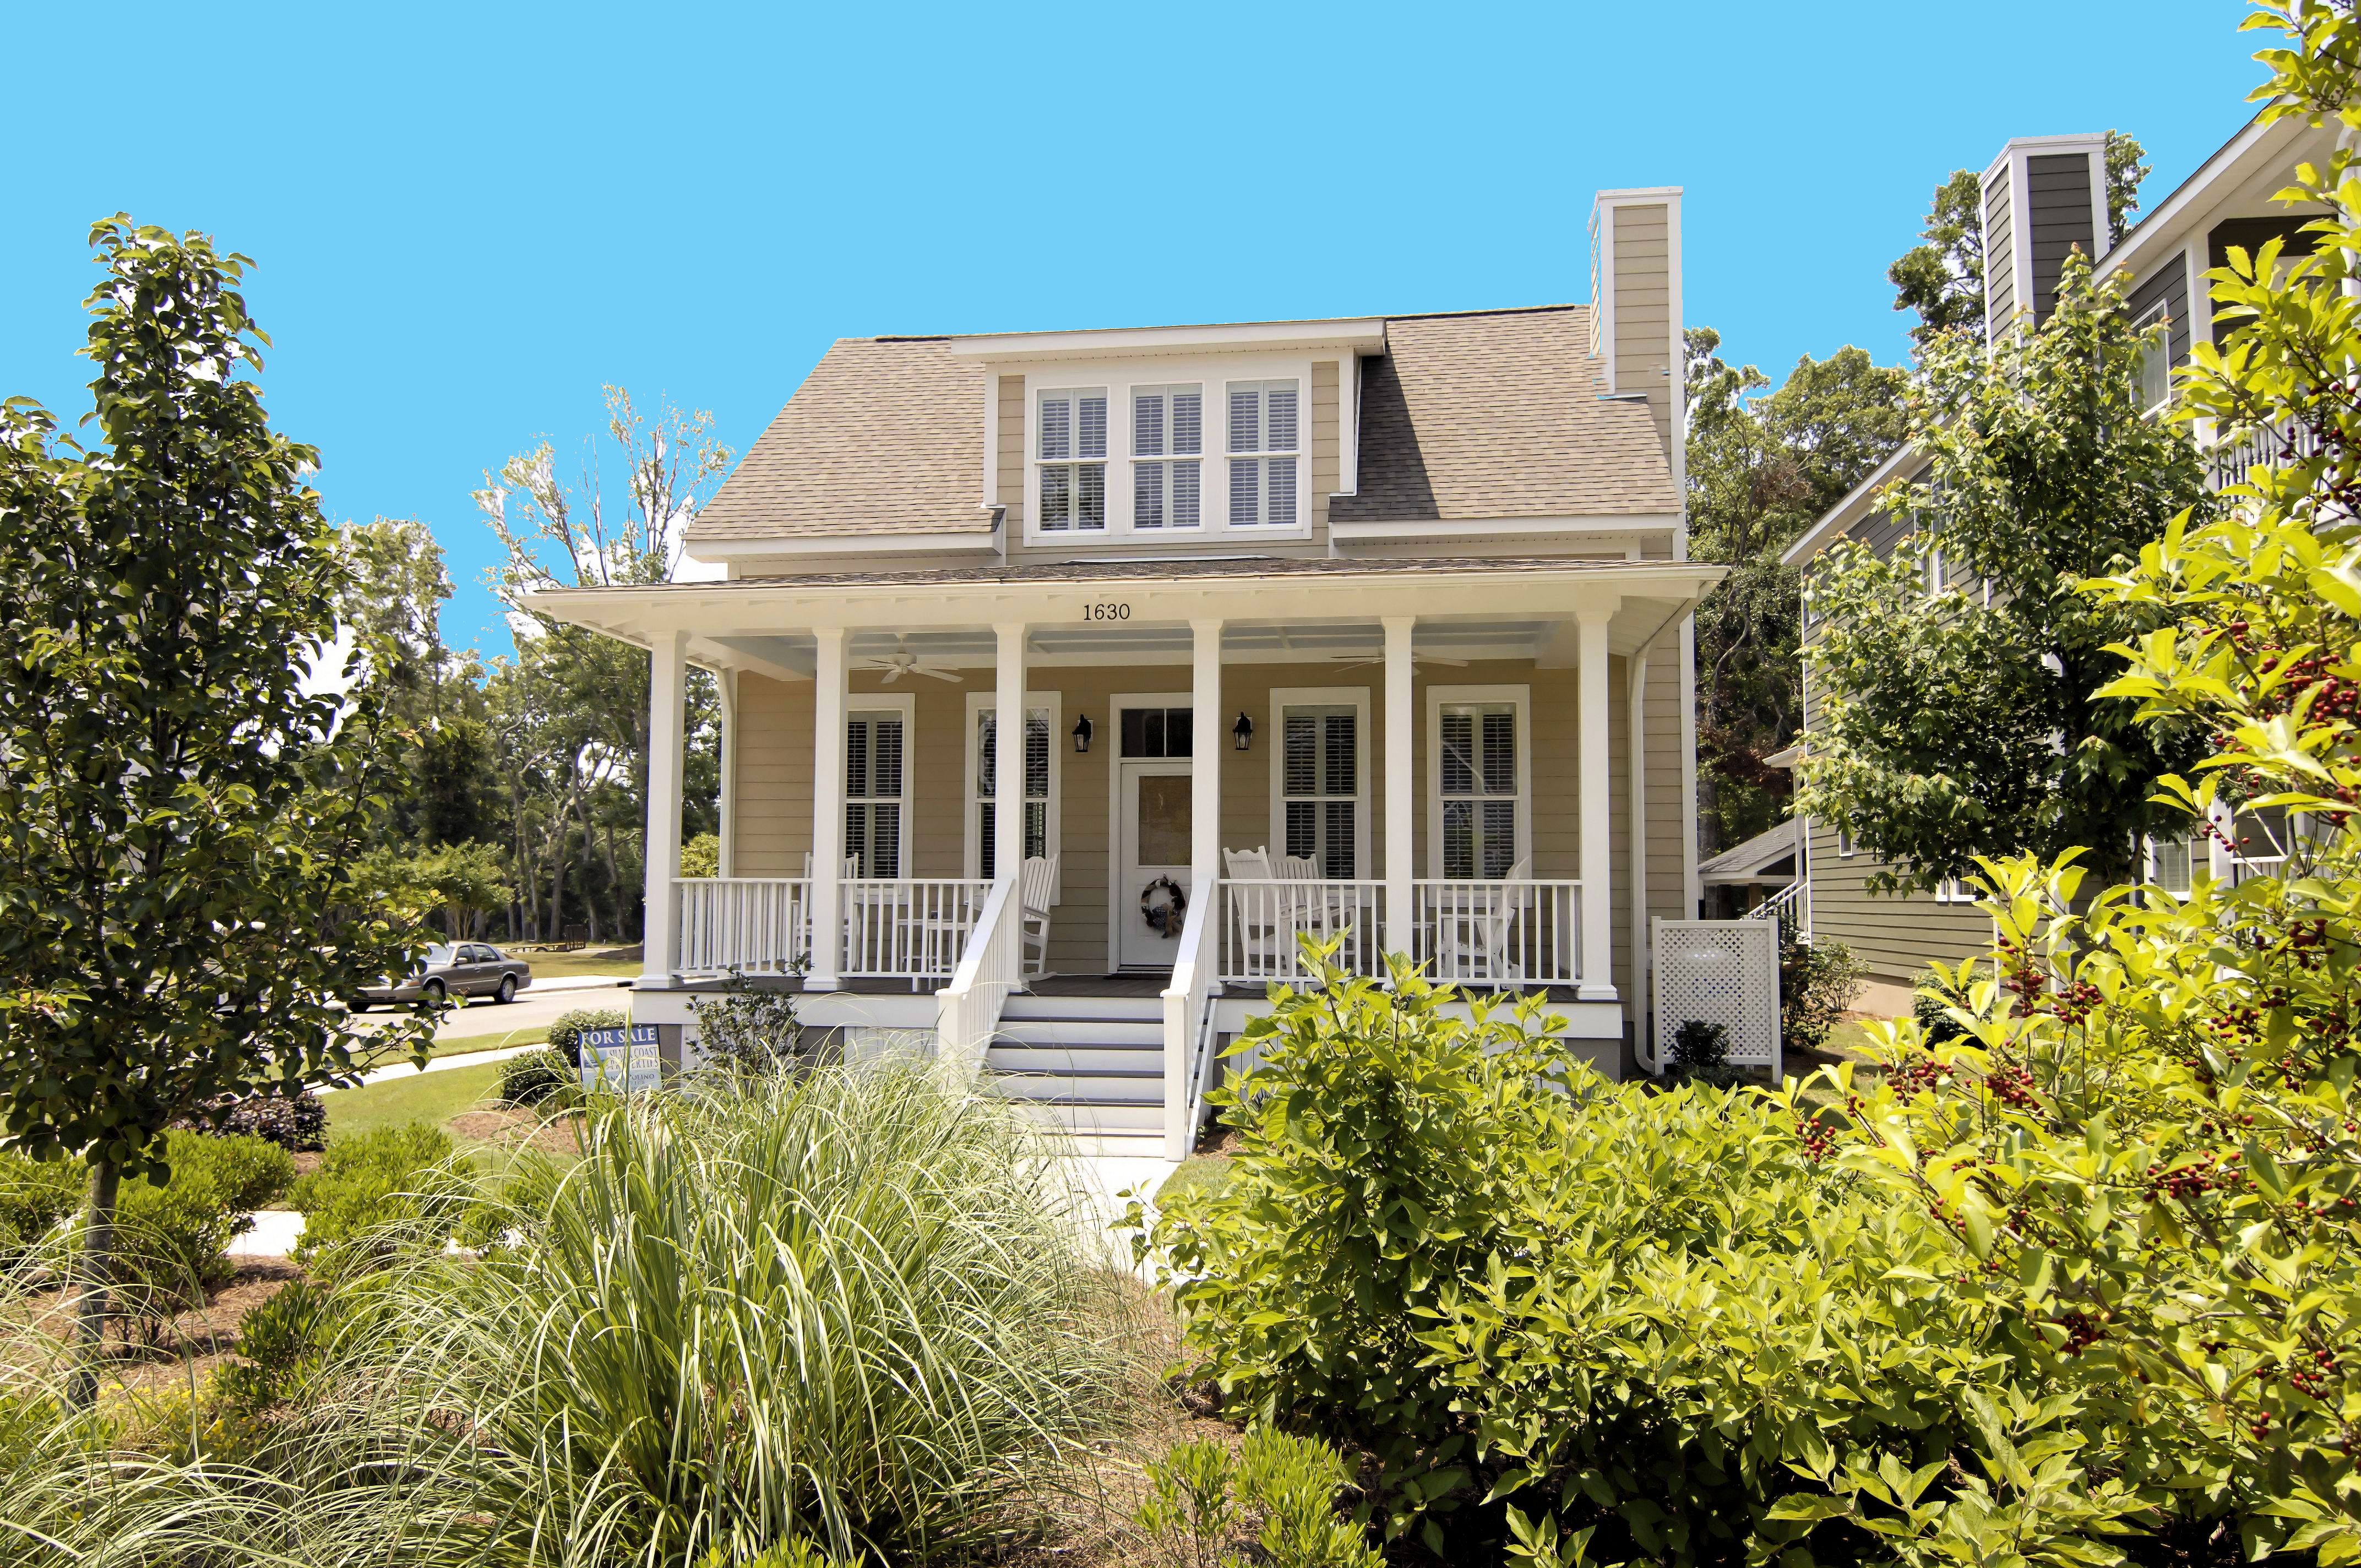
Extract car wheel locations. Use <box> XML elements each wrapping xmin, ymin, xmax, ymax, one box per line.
<box><xmin>347</xmin><ymin>998</ymin><xmax>371</xmax><ymax>1014</ymax></box>
<box><xmin>496</xmin><ymin>974</ymin><xmax>516</xmax><ymax>1004</ymax></box>
<box><xmin>423</xmin><ymin>978</ymin><xmax>447</xmax><ymax>1005</ymax></box>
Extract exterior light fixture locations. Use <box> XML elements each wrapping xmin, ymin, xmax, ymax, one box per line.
<box><xmin>1072</xmin><ymin>714</ymin><xmax>1094</xmax><ymax>754</ymax></box>
<box><xmin>1232</xmin><ymin>711</ymin><xmax>1254</xmax><ymax>752</ymax></box>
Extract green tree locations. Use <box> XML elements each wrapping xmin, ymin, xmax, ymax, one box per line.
<box><xmin>1890</xmin><ymin>132</ymin><xmax>2150</xmax><ymax>347</ymax></box>
<box><xmin>1685</xmin><ymin>329</ymin><xmax>1907</xmax><ymax>850</ymax></box>
<box><xmin>1795</xmin><ymin>252</ymin><xmax>2211</xmax><ymax>890</ymax></box>
<box><xmin>0</xmin><ymin>220</ymin><xmax>434</xmax><ymax>1397</ymax></box>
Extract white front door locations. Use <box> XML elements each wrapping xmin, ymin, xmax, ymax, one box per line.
<box><xmin>1117</xmin><ymin>759</ymin><xmax>1193</xmax><ymax>970</ymax></box>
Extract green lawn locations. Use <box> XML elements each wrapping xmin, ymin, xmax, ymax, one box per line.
<box><xmin>327</xmin><ymin>1061</ymin><xmax>506</xmax><ymax>1140</ymax></box>
<box><xmin>512</xmin><ymin>946</ymin><xmax>641</xmax><ymax>981</ymax></box>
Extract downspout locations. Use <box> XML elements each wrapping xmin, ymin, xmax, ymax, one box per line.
<box><xmin>1628</xmin><ymin>651</ymin><xmax>1652</xmax><ymax>1072</ymax></box>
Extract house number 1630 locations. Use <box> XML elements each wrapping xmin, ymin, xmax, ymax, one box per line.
<box><xmin>1080</xmin><ymin>602</ymin><xmax>1131</xmax><ymax>621</ymax></box>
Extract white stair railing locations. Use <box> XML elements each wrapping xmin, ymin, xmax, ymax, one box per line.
<box><xmin>1161</xmin><ymin>875</ymin><xmax>1220</xmax><ymax>1159</ymax></box>
<box><xmin>936</xmin><ymin>876</ymin><xmax>1020</xmax><ymax>1080</ymax></box>
<box><xmin>1413</xmin><ymin>878</ymin><xmax>1581</xmax><ymax>986</ymax></box>
<box><xmin>1745</xmin><ymin>879</ymin><xmax>1808</xmax><ymax>941</ymax></box>
<box><xmin>674</xmin><ymin>878</ymin><xmax>810</xmax><ymax>978</ymax></box>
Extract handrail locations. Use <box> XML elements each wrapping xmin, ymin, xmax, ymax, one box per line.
<box><xmin>674</xmin><ymin>877</ymin><xmax>810</xmax><ymax>978</ymax></box>
<box><xmin>1161</xmin><ymin>874</ymin><xmax>1219</xmax><ymax>1159</ymax></box>
<box><xmin>935</xmin><ymin>876</ymin><xmax>1020</xmax><ymax>1081</ymax></box>
<box><xmin>1183</xmin><ymin>990</ymin><xmax>1222</xmax><ymax>1148</ymax></box>
<box><xmin>1745</xmin><ymin>880</ymin><xmax>1808</xmax><ymax>945</ymax></box>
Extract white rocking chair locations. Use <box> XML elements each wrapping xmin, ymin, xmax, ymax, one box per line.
<box><xmin>1019</xmin><ymin>853</ymin><xmax>1058</xmax><ymax>980</ymax></box>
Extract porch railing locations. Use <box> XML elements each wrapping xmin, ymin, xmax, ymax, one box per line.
<box><xmin>1218</xmin><ymin>878</ymin><xmax>1383</xmax><ymax>986</ymax></box>
<box><xmin>674</xmin><ymin>878</ymin><xmax>809</xmax><ymax>979</ymax></box>
<box><xmin>2208</xmin><ymin>416</ymin><xmax>2326</xmax><ymax>492</ymax></box>
<box><xmin>1413</xmin><ymin>878</ymin><xmax>1581</xmax><ymax>987</ymax></box>
<box><xmin>841</xmin><ymin>879</ymin><xmax>992</xmax><ymax>987</ymax></box>
<box><xmin>1744</xmin><ymin>880</ymin><xmax>1808</xmax><ymax>945</ymax></box>
<box><xmin>936</xmin><ymin>876</ymin><xmax>1020</xmax><ymax>1077</ymax></box>
<box><xmin>1162</xmin><ymin>879</ymin><xmax>1220</xmax><ymax>1159</ymax></box>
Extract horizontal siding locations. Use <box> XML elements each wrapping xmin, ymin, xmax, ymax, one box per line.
<box><xmin>996</xmin><ymin>374</ymin><xmax>1024</xmax><ymax>510</ymax></box>
<box><xmin>2025</xmin><ymin>153</ymin><xmax>2097</xmax><ymax>320</ymax></box>
<box><xmin>1611</xmin><ymin>203</ymin><xmax>1674</xmax><ymax>457</ymax></box>
<box><xmin>2128</xmin><ymin>256</ymin><xmax>2193</xmax><ymax>369</ymax></box>
<box><xmin>1985</xmin><ymin>175</ymin><xmax>2017</xmax><ymax>328</ymax></box>
<box><xmin>1805</xmin><ymin>821</ymin><xmax>1991</xmax><ymax>983</ymax></box>
<box><xmin>1311</xmin><ymin>359</ymin><xmax>1340</xmax><ymax>541</ymax></box>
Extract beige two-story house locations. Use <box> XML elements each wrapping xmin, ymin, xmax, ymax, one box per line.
<box><xmin>529</xmin><ymin>188</ymin><xmax>1720</xmax><ymax>1152</ymax></box>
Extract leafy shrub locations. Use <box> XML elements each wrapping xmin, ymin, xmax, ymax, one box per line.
<box><xmin>546</xmin><ymin>1006</ymin><xmax>626</xmax><ymax>1067</ymax></box>
<box><xmin>110</xmin><ymin>1131</ymin><xmax>293</xmax><ymax>1337</ymax></box>
<box><xmin>1663</xmin><ymin>1017</ymin><xmax>1736</xmax><ymax>1085</ymax></box>
<box><xmin>170</xmin><ymin>1087</ymin><xmax>328</xmax><ymax>1151</ymax></box>
<box><xmin>693</xmin><ymin>983</ymin><xmax>803</xmax><ymax>1074</ymax></box>
<box><xmin>496</xmin><ymin>1045</ymin><xmax>579</xmax><ymax>1106</ymax></box>
<box><xmin>216</xmin><ymin>1277</ymin><xmax>335</xmax><ymax>1412</ymax></box>
<box><xmin>1136</xmin><ymin>1431</ymin><xmax>1378</xmax><ymax>1568</ymax></box>
<box><xmin>1779</xmin><ymin>935</ymin><xmax>1863</xmax><ymax>1055</ymax></box>
<box><xmin>1911</xmin><ymin>970</ymin><xmax>1968</xmax><ymax>1043</ymax></box>
<box><xmin>692</xmin><ymin>1538</ymin><xmax>860</xmax><ymax>1568</ymax></box>
<box><xmin>115</xmin><ymin>1375</ymin><xmax>275</xmax><ymax>1467</ymax></box>
<box><xmin>0</xmin><ymin>1149</ymin><xmax>85</xmax><ymax>1263</ymax></box>
<box><xmin>289</xmin><ymin>1123</ymin><xmax>472</xmax><ymax>1267</ymax></box>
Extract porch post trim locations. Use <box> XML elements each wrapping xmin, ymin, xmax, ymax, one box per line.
<box><xmin>994</xmin><ymin>623</ymin><xmax>1027</xmax><ymax>887</ymax></box>
<box><xmin>808</xmin><ymin>628</ymin><xmax>848</xmax><ymax>989</ymax></box>
<box><xmin>1577</xmin><ymin>608</ymin><xmax>1617</xmax><ymax>1001</ymax></box>
<box><xmin>1382</xmin><ymin>616</ymin><xmax>1415</xmax><ymax>961</ymax></box>
<box><xmin>1628</xmin><ymin>651</ymin><xmax>1651</xmax><ymax>1062</ymax></box>
<box><xmin>639</xmin><ymin>630</ymin><xmax>688</xmax><ymax>988</ymax></box>
<box><xmin>1190</xmin><ymin>618</ymin><xmax>1223</xmax><ymax>896</ymax></box>
<box><xmin>716</xmin><ymin>667</ymin><xmax>738</xmax><ymax>879</ymax></box>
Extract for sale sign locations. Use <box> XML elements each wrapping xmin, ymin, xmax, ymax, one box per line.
<box><xmin>577</xmin><ymin>1023</ymin><xmax>661</xmax><ymax>1095</ymax></box>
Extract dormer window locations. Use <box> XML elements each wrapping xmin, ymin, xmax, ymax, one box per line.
<box><xmin>1037</xmin><ymin>388</ymin><xmax>1107</xmax><ymax>532</ymax></box>
<box><xmin>1227</xmin><ymin>379</ymin><xmax>1299</xmax><ymax>526</ymax></box>
<box><xmin>1131</xmin><ymin>385</ymin><xmax>1202</xmax><ymax>530</ymax></box>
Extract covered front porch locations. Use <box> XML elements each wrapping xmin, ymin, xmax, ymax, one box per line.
<box><xmin>529</xmin><ymin>558</ymin><xmax>1717</xmax><ymax>1153</ymax></box>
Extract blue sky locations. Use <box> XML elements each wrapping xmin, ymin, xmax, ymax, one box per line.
<box><xmin>0</xmin><ymin>2</ymin><xmax>2269</xmax><ymax>657</ymax></box>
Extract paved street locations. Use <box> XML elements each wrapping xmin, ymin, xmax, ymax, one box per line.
<box><xmin>347</xmin><ymin>975</ymin><xmax>632</xmax><ymax>1047</ymax></box>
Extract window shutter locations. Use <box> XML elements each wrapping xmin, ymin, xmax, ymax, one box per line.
<box><xmin>1481</xmin><ymin>711</ymin><xmax>1515</xmax><ymax>794</ymax></box>
<box><xmin>975</xmin><ymin>711</ymin><xmax>995</xmax><ymax>796</ymax></box>
<box><xmin>1284</xmin><ymin>714</ymin><xmax>1316</xmax><ymax>797</ymax></box>
<box><xmin>1041</xmin><ymin>464</ymin><xmax>1071</xmax><ymax>528</ymax></box>
<box><xmin>1172</xmin><ymin>461</ymin><xmax>1200</xmax><ymax>527</ymax></box>
<box><xmin>1173</xmin><ymin>392</ymin><xmax>1202</xmax><ymax>454</ymax></box>
<box><xmin>847</xmin><ymin>718</ymin><xmax>871</xmax><ymax>798</ymax></box>
<box><xmin>1266</xmin><ymin>385</ymin><xmax>1297</xmax><ymax>451</ymax></box>
<box><xmin>1230</xmin><ymin>460</ymin><xmax>1258</xmax><ymax>526</ymax></box>
<box><xmin>1078</xmin><ymin>395</ymin><xmax>1107</xmax><ymax>459</ymax></box>
<box><xmin>873</xmin><ymin>717</ymin><xmax>904</xmax><ymax>799</ymax></box>
<box><xmin>1325</xmin><ymin>712</ymin><xmax>1356</xmax><ymax>794</ymax></box>
<box><xmin>1440</xmin><ymin>711</ymin><xmax>1475</xmax><ymax>794</ymax></box>
<box><xmin>1134</xmin><ymin>394</ymin><xmax>1165</xmax><ymax>457</ymax></box>
<box><xmin>1135</xmin><ymin>462</ymin><xmax>1163</xmax><ymax>529</ymax></box>
<box><xmin>1229</xmin><ymin>388</ymin><xmax>1259</xmax><ymax>453</ymax></box>
<box><xmin>1040</xmin><ymin>395</ymin><xmax>1070</xmax><ymax>461</ymax></box>
<box><xmin>1025</xmin><ymin>711</ymin><xmax>1050</xmax><ymax>799</ymax></box>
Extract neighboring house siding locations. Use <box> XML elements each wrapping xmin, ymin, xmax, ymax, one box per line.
<box><xmin>1985</xmin><ymin>176</ymin><xmax>2017</xmax><ymax>328</ymax></box>
<box><xmin>1611</xmin><ymin>203</ymin><xmax>1674</xmax><ymax>456</ymax></box>
<box><xmin>1806</xmin><ymin>821</ymin><xmax>1990</xmax><ymax>982</ymax></box>
<box><xmin>2128</xmin><ymin>255</ymin><xmax>2193</xmax><ymax>368</ymax></box>
<box><xmin>2025</xmin><ymin>153</ymin><xmax>2096</xmax><ymax>320</ymax></box>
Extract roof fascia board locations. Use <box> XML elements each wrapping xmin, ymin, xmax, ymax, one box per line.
<box><xmin>2103</xmin><ymin>110</ymin><xmax>2304</xmax><ymax>282</ymax></box>
<box><xmin>942</xmin><ymin>318</ymin><xmax>1388</xmax><ymax>362</ymax></box>
<box><xmin>1780</xmin><ymin>444</ymin><xmax>1930</xmax><ymax>568</ymax></box>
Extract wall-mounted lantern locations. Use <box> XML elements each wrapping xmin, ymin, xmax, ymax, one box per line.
<box><xmin>1232</xmin><ymin>711</ymin><xmax>1255</xmax><ymax>752</ymax></box>
<box><xmin>1072</xmin><ymin>714</ymin><xmax>1094</xmax><ymax>754</ymax></box>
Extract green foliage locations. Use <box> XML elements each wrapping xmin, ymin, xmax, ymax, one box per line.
<box><xmin>1137</xmin><ymin>1438</ymin><xmax>1240</xmax><ymax>1568</ymax></box>
<box><xmin>494</xmin><ymin>1045</ymin><xmax>578</xmax><ymax>1106</ymax></box>
<box><xmin>1685</xmin><ymin>329</ymin><xmax>1907</xmax><ymax>849</ymax></box>
<box><xmin>545</xmin><ymin>1005</ymin><xmax>625</xmax><ymax>1066</ymax></box>
<box><xmin>0</xmin><ymin>1148</ymin><xmax>85</xmax><ymax>1261</ymax></box>
<box><xmin>1887</xmin><ymin>168</ymin><xmax>1987</xmax><ymax>347</ymax></box>
<box><xmin>107</xmin><ymin>1132</ymin><xmax>293</xmax><ymax>1337</ymax></box>
<box><xmin>1780</xmin><ymin>935</ymin><xmax>1864</xmax><ymax>1056</ymax></box>
<box><xmin>215</xmin><ymin>1277</ymin><xmax>334</xmax><ymax>1412</ymax></box>
<box><xmin>172</xmin><ymin>1086</ymin><xmax>328</xmax><ymax>1152</ymax></box>
<box><xmin>693</xmin><ymin>982</ymin><xmax>804</xmax><ymax>1074</ymax></box>
<box><xmin>1664</xmin><ymin>1017</ymin><xmax>1736</xmax><ymax>1085</ymax></box>
<box><xmin>1797</xmin><ymin>250</ymin><xmax>2212</xmax><ymax>890</ymax></box>
<box><xmin>1135</xmin><ymin>1432</ymin><xmax>1379</xmax><ymax>1568</ymax></box>
<box><xmin>115</xmin><ymin>1375</ymin><xmax>276</xmax><ymax>1468</ymax></box>
<box><xmin>681</xmin><ymin>831</ymin><xmax>722</xmax><ymax>879</ymax></box>
<box><xmin>0</xmin><ymin>217</ymin><xmax>436</xmax><ymax>1184</ymax></box>
<box><xmin>288</xmin><ymin>1122</ymin><xmax>472</xmax><ymax>1267</ymax></box>
<box><xmin>692</xmin><ymin>1539</ymin><xmax>862</xmax><ymax>1568</ymax></box>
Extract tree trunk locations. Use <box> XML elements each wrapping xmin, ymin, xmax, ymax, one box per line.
<box><xmin>69</xmin><ymin>1158</ymin><xmax>122</xmax><ymax>1408</ymax></box>
<box><xmin>599</xmin><ymin>815</ymin><xmax>628</xmax><ymax>941</ymax></box>
<box><xmin>546</xmin><ymin>812</ymin><xmax>570</xmax><ymax>943</ymax></box>
<box><xmin>574</xmin><ymin>794</ymin><xmax>603</xmax><ymax>945</ymax></box>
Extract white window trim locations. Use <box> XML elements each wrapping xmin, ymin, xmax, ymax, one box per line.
<box><xmin>1266</xmin><ymin>687</ymin><xmax>1372</xmax><ymax>878</ymax></box>
<box><xmin>963</xmin><ymin>689</ymin><xmax>1064</xmax><ymax>898</ymax></box>
<box><xmin>1836</xmin><ymin>829</ymin><xmax>1856</xmax><ymax>859</ymax></box>
<box><xmin>2134</xmin><ymin>298</ymin><xmax>2174</xmax><ymax>416</ymax></box>
<box><xmin>1933</xmin><ymin>876</ymin><xmax>1976</xmax><ymax>904</ymax></box>
<box><xmin>2144</xmin><ymin>829</ymin><xmax>2200</xmax><ymax>900</ymax></box>
<box><xmin>1423</xmin><ymin>684</ymin><xmax>1533</xmax><ymax>879</ymax></box>
<box><xmin>1127</xmin><ymin>383</ymin><xmax>1208</xmax><ymax>535</ymax></box>
<box><xmin>1223</xmin><ymin>377</ymin><xmax>1307</xmax><ymax>533</ymax></box>
<box><xmin>1020</xmin><ymin>357</ymin><xmax>1315</xmax><ymax>545</ymax></box>
<box><xmin>845</xmin><ymin>692</ymin><xmax>916</xmax><ymax>880</ymax></box>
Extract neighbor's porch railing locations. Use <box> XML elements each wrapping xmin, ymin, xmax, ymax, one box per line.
<box><xmin>674</xmin><ymin>878</ymin><xmax>810</xmax><ymax>979</ymax></box>
<box><xmin>841</xmin><ymin>879</ymin><xmax>992</xmax><ymax>988</ymax></box>
<box><xmin>2208</xmin><ymin>416</ymin><xmax>2326</xmax><ymax>492</ymax></box>
<box><xmin>936</xmin><ymin>876</ymin><xmax>1021</xmax><ymax>1077</ymax></box>
<box><xmin>1413</xmin><ymin>878</ymin><xmax>1581</xmax><ymax>987</ymax></box>
<box><xmin>1744</xmin><ymin>879</ymin><xmax>1808</xmax><ymax>945</ymax></box>
<box><xmin>1218</xmin><ymin>879</ymin><xmax>1384</xmax><ymax>986</ymax></box>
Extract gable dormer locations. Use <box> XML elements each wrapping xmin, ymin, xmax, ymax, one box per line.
<box><xmin>1981</xmin><ymin>134</ymin><xmax>2112</xmax><ymax>344</ymax></box>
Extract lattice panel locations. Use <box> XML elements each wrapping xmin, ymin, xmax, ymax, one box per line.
<box><xmin>1651</xmin><ymin>919</ymin><xmax>1781</xmax><ymax>1071</ymax></box>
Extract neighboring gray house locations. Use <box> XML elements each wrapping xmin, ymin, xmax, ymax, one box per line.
<box><xmin>1782</xmin><ymin>116</ymin><xmax>2335</xmax><ymax>1012</ymax></box>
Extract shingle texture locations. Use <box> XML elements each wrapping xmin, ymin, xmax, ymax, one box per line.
<box><xmin>695</xmin><ymin>336</ymin><xmax>989</xmax><ymax>542</ymax></box>
<box><xmin>690</xmin><ymin>306</ymin><xmax>1676</xmax><ymax>545</ymax></box>
<box><xmin>1333</xmin><ymin>307</ymin><xmax>1675</xmax><ymax>522</ymax></box>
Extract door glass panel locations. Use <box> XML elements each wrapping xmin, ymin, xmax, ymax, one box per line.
<box><xmin>1135</xmin><ymin>775</ymin><xmax>1192</xmax><ymax>864</ymax></box>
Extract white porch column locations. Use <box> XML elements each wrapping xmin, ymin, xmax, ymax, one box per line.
<box><xmin>716</xmin><ymin>668</ymin><xmax>738</xmax><ymax>878</ymax></box>
<box><xmin>1190</xmin><ymin>619</ymin><xmax>1223</xmax><ymax>888</ymax></box>
<box><xmin>639</xmin><ymin>630</ymin><xmax>688</xmax><ymax>988</ymax></box>
<box><xmin>994</xmin><ymin>623</ymin><xmax>1027</xmax><ymax>885</ymax></box>
<box><xmin>1383</xmin><ymin>616</ymin><xmax>1415</xmax><ymax>960</ymax></box>
<box><xmin>808</xmin><ymin>628</ymin><xmax>848</xmax><ymax>989</ymax></box>
<box><xmin>1577</xmin><ymin>607</ymin><xmax>1617</xmax><ymax>1001</ymax></box>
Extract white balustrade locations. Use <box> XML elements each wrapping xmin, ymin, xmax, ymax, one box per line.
<box><xmin>840</xmin><ymin>879</ymin><xmax>991</xmax><ymax>987</ymax></box>
<box><xmin>936</xmin><ymin>877</ymin><xmax>1020</xmax><ymax>1078</ymax></box>
<box><xmin>673</xmin><ymin>878</ymin><xmax>809</xmax><ymax>979</ymax></box>
<box><xmin>1162</xmin><ymin>880</ymin><xmax>1220</xmax><ymax>1159</ymax></box>
<box><xmin>1413</xmin><ymin>879</ymin><xmax>1581</xmax><ymax>987</ymax></box>
<box><xmin>1219</xmin><ymin>878</ymin><xmax>1384</xmax><ymax>986</ymax></box>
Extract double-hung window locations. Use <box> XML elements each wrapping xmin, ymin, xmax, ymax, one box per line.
<box><xmin>845</xmin><ymin>709</ymin><xmax>906</xmax><ymax>878</ymax></box>
<box><xmin>1132</xmin><ymin>386</ymin><xmax>1202</xmax><ymax>530</ymax></box>
<box><xmin>1038</xmin><ymin>388</ymin><xmax>1107</xmax><ymax>532</ymax></box>
<box><xmin>1280</xmin><ymin>703</ymin><xmax>1361</xmax><ymax>876</ymax></box>
<box><xmin>1437</xmin><ymin>700</ymin><xmax>1519</xmax><ymax>878</ymax></box>
<box><xmin>972</xmin><ymin>704</ymin><xmax>1053</xmax><ymax>880</ymax></box>
<box><xmin>2135</xmin><ymin>300</ymin><xmax>2173</xmax><ymax>414</ymax></box>
<box><xmin>1226</xmin><ymin>379</ymin><xmax>1299</xmax><ymax>527</ymax></box>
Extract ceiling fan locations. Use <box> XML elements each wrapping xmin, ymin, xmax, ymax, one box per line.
<box><xmin>1325</xmin><ymin>651</ymin><xmax>1470</xmax><ymax>673</ymax></box>
<box><xmin>860</xmin><ymin>652</ymin><xmax>964</xmax><ymax>684</ymax></box>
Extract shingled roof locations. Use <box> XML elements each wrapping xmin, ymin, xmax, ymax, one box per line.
<box><xmin>691</xmin><ymin>305</ymin><xmax>1675</xmax><ymax>545</ymax></box>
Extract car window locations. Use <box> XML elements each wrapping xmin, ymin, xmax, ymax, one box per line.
<box><xmin>423</xmin><ymin>945</ymin><xmax>454</xmax><ymax>966</ymax></box>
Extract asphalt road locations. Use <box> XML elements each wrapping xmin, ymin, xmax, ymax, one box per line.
<box><xmin>347</xmin><ymin>980</ymin><xmax>632</xmax><ymax>1046</ymax></box>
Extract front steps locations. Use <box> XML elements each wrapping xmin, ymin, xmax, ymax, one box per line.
<box><xmin>985</xmin><ymin>992</ymin><xmax>1165</xmax><ymax>1138</ymax></box>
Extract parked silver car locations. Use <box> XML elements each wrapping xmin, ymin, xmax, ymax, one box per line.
<box><xmin>351</xmin><ymin>943</ymin><xmax>533</xmax><ymax>1009</ymax></box>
